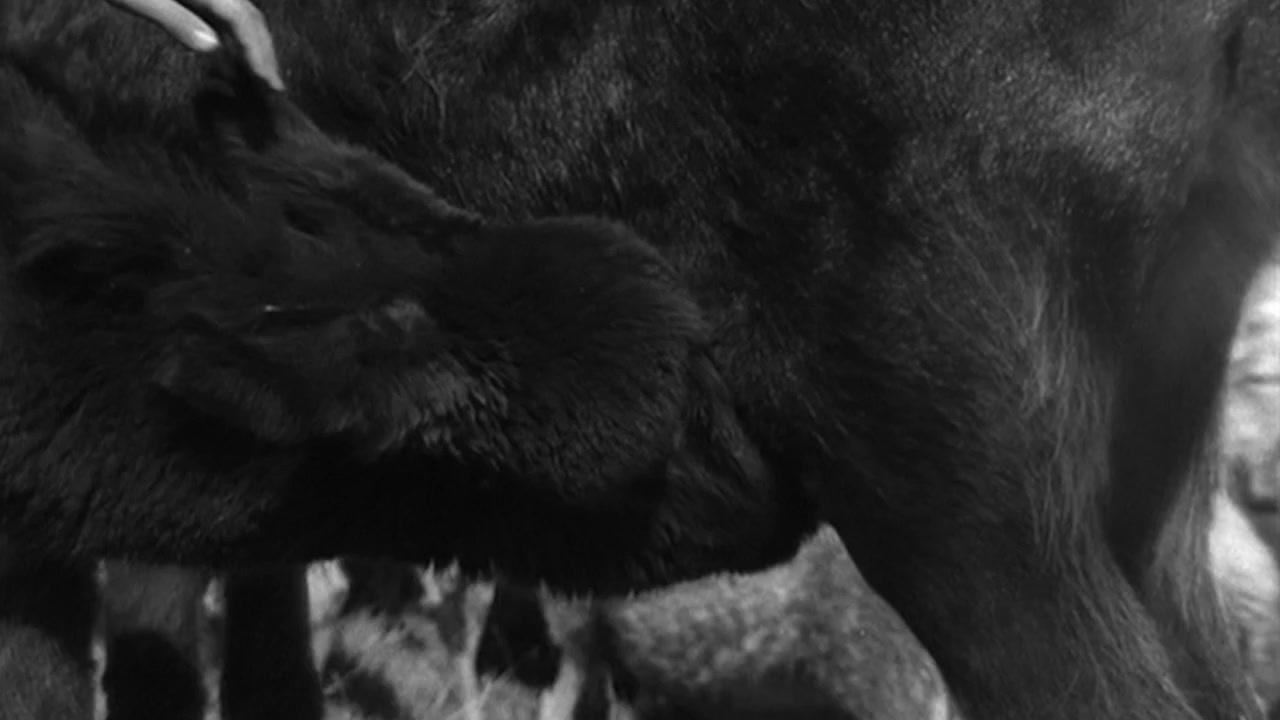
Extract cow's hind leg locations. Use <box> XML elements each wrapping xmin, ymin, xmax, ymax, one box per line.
<box><xmin>824</xmin><ymin>341</ymin><xmax>1197</xmax><ymax>718</ymax></box>
<box><xmin>818</xmin><ymin>238</ymin><xmax>1235</xmax><ymax>719</ymax></box>
<box><xmin>819</xmin><ymin>107</ymin><xmax>1274</xmax><ymax>720</ymax></box>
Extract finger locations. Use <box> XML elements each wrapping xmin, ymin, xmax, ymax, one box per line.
<box><xmin>107</xmin><ymin>0</ymin><xmax>222</xmax><ymax>52</ymax></box>
<box><xmin>183</xmin><ymin>0</ymin><xmax>285</xmax><ymax>90</ymax></box>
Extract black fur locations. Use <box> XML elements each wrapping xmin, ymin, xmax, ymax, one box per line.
<box><xmin>221</xmin><ymin>566</ymin><xmax>323</xmax><ymax>720</ymax></box>
<box><xmin>477</xmin><ymin>582</ymin><xmax>562</xmax><ymax>689</ymax></box>
<box><xmin>0</xmin><ymin>12</ymin><xmax>807</xmax><ymax>586</ymax></box>
<box><xmin>103</xmin><ymin>631</ymin><xmax>206</xmax><ymax>720</ymax></box>
<box><xmin>3</xmin><ymin>0</ymin><xmax>1280</xmax><ymax>719</ymax></box>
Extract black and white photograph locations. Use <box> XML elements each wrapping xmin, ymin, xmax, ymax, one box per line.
<box><xmin>2</xmin><ymin>1</ymin><xmax>1280</xmax><ymax>718</ymax></box>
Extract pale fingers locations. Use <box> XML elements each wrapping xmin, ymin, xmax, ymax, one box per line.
<box><xmin>181</xmin><ymin>0</ymin><xmax>284</xmax><ymax>90</ymax></box>
<box><xmin>106</xmin><ymin>0</ymin><xmax>285</xmax><ymax>90</ymax></box>
<box><xmin>106</xmin><ymin>0</ymin><xmax>221</xmax><ymax>52</ymax></box>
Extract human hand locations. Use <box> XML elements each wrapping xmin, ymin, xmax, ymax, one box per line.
<box><xmin>106</xmin><ymin>0</ymin><xmax>285</xmax><ymax>90</ymax></box>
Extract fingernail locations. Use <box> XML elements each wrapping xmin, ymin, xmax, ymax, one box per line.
<box><xmin>191</xmin><ymin>29</ymin><xmax>221</xmax><ymax>52</ymax></box>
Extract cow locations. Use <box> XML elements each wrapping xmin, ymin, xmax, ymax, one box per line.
<box><xmin>0</xmin><ymin>14</ymin><xmax>810</xmax><ymax>720</ymax></box>
<box><xmin>3</xmin><ymin>0</ymin><xmax>1280</xmax><ymax>719</ymax></box>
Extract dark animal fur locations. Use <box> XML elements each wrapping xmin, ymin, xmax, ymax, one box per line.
<box><xmin>0</xmin><ymin>10</ymin><xmax>807</xmax><ymax>586</ymax></box>
<box><xmin>221</xmin><ymin>566</ymin><xmax>323</xmax><ymax>720</ymax></box>
<box><xmin>3</xmin><ymin>0</ymin><xmax>1280</xmax><ymax>719</ymax></box>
